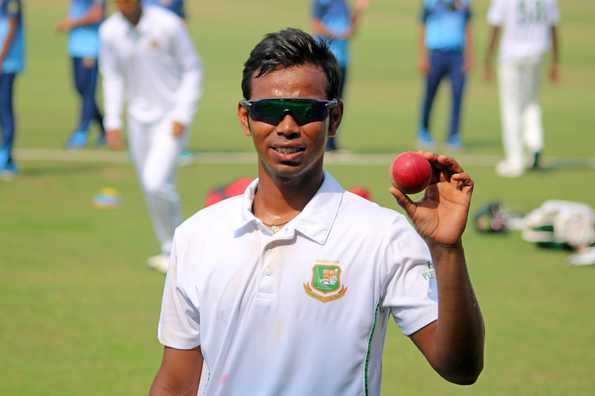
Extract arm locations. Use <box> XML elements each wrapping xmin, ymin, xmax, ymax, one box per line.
<box><xmin>0</xmin><ymin>16</ymin><xmax>18</xmax><ymax>68</ymax></box>
<box><xmin>169</xmin><ymin>23</ymin><xmax>203</xmax><ymax>137</ymax></box>
<box><xmin>483</xmin><ymin>25</ymin><xmax>500</xmax><ymax>82</ymax></box>
<box><xmin>99</xmin><ymin>33</ymin><xmax>126</xmax><ymax>149</ymax></box>
<box><xmin>549</xmin><ymin>25</ymin><xmax>560</xmax><ymax>83</ymax></box>
<box><xmin>391</xmin><ymin>153</ymin><xmax>484</xmax><ymax>385</ymax></box>
<box><xmin>56</xmin><ymin>3</ymin><xmax>104</xmax><ymax>32</ymax></box>
<box><xmin>311</xmin><ymin>18</ymin><xmax>339</xmax><ymax>40</ymax></box>
<box><xmin>349</xmin><ymin>0</ymin><xmax>370</xmax><ymax>36</ymax></box>
<box><xmin>311</xmin><ymin>0</ymin><xmax>349</xmax><ymax>40</ymax></box>
<box><xmin>149</xmin><ymin>347</ymin><xmax>203</xmax><ymax>396</ymax></box>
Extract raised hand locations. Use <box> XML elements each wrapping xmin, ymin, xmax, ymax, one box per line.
<box><xmin>390</xmin><ymin>152</ymin><xmax>474</xmax><ymax>247</ymax></box>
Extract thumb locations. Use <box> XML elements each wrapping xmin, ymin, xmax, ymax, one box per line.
<box><xmin>389</xmin><ymin>186</ymin><xmax>417</xmax><ymax>218</ymax></box>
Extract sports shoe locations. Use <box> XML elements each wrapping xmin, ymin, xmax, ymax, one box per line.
<box><xmin>417</xmin><ymin>128</ymin><xmax>436</xmax><ymax>149</ymax></box>
<box><xmin>0</xmin><ymin>161</ymin><xmax>17</xmax><ymax>181</ymax></box>
<box><xmin>445</xmin><ymin>135</ymin><xmax>463</xmax><ymax>151</ymax></box>
<box><xmin>568</xmin><ymin>247</ymin><xmax>595</xmax><ymax>266</ymax></box>
<box><xmin>177</xmin><ymin>148</ymin><xmax>194</xmax><ymax>166</ymax></box>
<box><xmin>147</xmin><ymin>254</ymin><xmax>169</xmax><ymax>274</ymax></box>
<box><xmin>530</xmin><ymin>151</ymin><xmax>543</xmax><ymax>170</ymax></box>
<box><xmin>65</xmin><ymin>130</ymin><xmax>88</xmax><ymax>149</ymax></box>
<box><xmin>0</xmin><ymin>147</ymin><xmax>8</xmax><ymax>167</ymax></box>
<box><xmin>496</xmin><ymin>160</ymin><xmax>524</xmax><ymax>178</ymax></box>
<box><xmin>95</xmin><ymin>133</ymin><xmax>107</xmax><ymax>147</ymax></box>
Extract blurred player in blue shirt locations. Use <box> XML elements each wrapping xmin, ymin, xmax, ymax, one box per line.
<box><xmin>0</xmin><ymin>0</ymin><xmax>24</xmax><ymax>179</ymax></box>
<box><xmin>143</xmin><ymin>0</ymin><xmax>185</xmax><ymax>19</ymax></box>
<box><xmin>417</xmin><ymin>0</ymin><xmax>474</xmax><ymax>150</ymax></box>
<box><xmin>312</xmin><ymin>0</ymin><xmax>368</xmax><ymax>151</ymax></box>
<box><xmin>57</xmin><ymin>0</ymin><xmax>106</xmax><ymax>149</ymax></box>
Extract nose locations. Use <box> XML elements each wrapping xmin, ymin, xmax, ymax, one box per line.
<box><xmin>275</xmin><ymin>113</ymin><xmax>300</xmax><ymax>138</ymax></box>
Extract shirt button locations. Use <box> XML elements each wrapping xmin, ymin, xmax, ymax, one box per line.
<box><xmin>264</xmin><ymin>266</ymin><xmax>272</xmax><ymax>276</ymax></box>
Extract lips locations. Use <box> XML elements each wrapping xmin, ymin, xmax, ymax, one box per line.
<box><xmin>273</xmin><ymin>146</ymin><xmax>305</xmax><ymax>154</ymax></box>
<box><xmin>270</xmin><ymin>145</ymin><xmax>306</xmax><ymax>162</ymax></box>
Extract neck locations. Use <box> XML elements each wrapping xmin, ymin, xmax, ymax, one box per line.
<box><xmin>124</xmin><ymin>7</ymin><xmax>143</xmax><ymax>26</ymax></box>
<box><xmin>253</xmin><ymin>169</ymin><xmax>324</xmax><ymax>226</ymax></box>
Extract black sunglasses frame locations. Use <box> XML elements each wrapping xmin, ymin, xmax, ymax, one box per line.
<box><xmin>240</xmin><ymin>98</ymin><xmax>338</xmax><ymax>126</ymax></box>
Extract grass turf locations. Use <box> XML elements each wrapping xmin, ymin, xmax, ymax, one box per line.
<box><xmin>1</xmin><ymin>0</ymin><xmax>594</xmax><ymax>395</ymax></box>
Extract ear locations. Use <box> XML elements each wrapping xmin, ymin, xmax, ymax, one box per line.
<box><xmin>237</xmin><ymin>102</ymin><xmax>252</xmax><ymax>137</ymax></box>
<box><xmin>327</xmin><ymin>100</ymin><xmax>344</xmax><ymax>138</ymax></box>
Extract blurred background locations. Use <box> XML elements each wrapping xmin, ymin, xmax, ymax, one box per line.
<box><xmin>1</xmin><ymin>0</ymin><xmax>594</xmax><ymax>394</ymax></box>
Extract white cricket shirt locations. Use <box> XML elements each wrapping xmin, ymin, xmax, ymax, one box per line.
<box><xmin>99</xmin><ymin>6</ymin><xmax>203</xmax><ymax>129</ymax></box>
<box><xmin>487</xmin><ymin>0</ymin><xmax>560</xmax><ymax>62</ymax></box>
<box><xmin>158</xmin><ymin>172</ymin><xmax>438</xmax><ymax>396</ymax></box>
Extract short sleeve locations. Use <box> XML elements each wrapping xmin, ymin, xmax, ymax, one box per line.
<box><xmin>157</xmin><ymin>234</ymin><xmax>201</xmax><ymax>349</ymax></box>
<box><xmin>487</xmin><ymin>0</ymin><xmax>504</xmax><ymax>26</ymax></box>
<box><xmin>381</xmin><ymin>217</ymin><xmax>438</xmax><ymax>336</ymax></box>
<box><xmin>547</xmin><ymin>0</ymin><xmax>560</xmax><ymax>25</ymax></box>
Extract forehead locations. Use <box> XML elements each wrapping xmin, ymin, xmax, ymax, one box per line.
<box><xmin>250</xmin><ymin>64</ymin><xmax>327</xmax><ymax>100</ymax></box>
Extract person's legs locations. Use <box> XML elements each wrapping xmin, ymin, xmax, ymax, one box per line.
<box><xmin>82</xmin><ymin>58</ymin><xmax>106</xmax><ymax>144</ymax></box>
<box><xmin>67</xmin><ymin>57</ymin><xmax>105</xmax><ymax>148</ymax></box>
<box><xmin>521</xmin><ymin>55</ymin><xmax>545</xmax><ymax>169</ymax></box>
<box><xmin>136</xmin><ymin>116</ymin><xmax>185</xmax><ymax>257</ymax></box>
<box><xmin>446</xmin><ymin>50</ymin><xmax>467</xmax><ymax>148</ymax></box>
<box><xmin>66</xmin><ymin>57</ymin><xmax>89</xmax><ymax>148</ymax></box>
<box><xmin>418</xmin><ymin>50</ymin><xmax>447</xmax><ymax>147</ymax></box>
<box><xmin>497</xmin><ymin>59</ymin><xmax>524</xmax><ymax>176</ymax></box>
<box><xmin>326</xmin><ymin>64</ymin><xmax>347</xmax><ymax>151</ymax></box>
<box><xmin>0</xmin><ymin>72</ymin><xmax>17</xmax><ymax>173</ymax></box>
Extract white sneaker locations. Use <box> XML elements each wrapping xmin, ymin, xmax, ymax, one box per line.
<box><xmin>568</xmin><ymin>247</ymin><xmax>595</xmax><ymax>266</ymax></box>
<box><xmin>496</xmin><ymin>161</ymin><xmax>524</xmax><ymax>178</ymax></box>
<box><xmin>147</xmin><ymin>254</ymin><xmax>169</xmax><ymax>274</ymax></box>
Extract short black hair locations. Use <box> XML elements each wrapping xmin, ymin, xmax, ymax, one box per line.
<box><xmin>241</xmin><ymin>28</ymin><xmax>340</xmax><ymax>100</ymax></box>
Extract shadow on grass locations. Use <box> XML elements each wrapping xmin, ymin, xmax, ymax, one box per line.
<box><xmin>461</xmin><ymin>136</ymin><xmax>501</xmax><ymax>150</ymax></box>
<box><xmin>22</xmin><ymin>163</ymin><xmax>104</xmax><ymax>178</ymax></box>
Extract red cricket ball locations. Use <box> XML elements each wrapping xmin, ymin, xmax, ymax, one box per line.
<box><xmin>391</xmin><ymin>152</ymin><xmax>432</xmax><ymax>194</ymax></box>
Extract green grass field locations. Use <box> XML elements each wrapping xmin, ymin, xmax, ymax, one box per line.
<box><xmin>1</xmin><ymin>0</ymin><xmax>594</xmax><ymax>395</ymax></box>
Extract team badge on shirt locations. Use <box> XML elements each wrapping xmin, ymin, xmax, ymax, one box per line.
<box><xmin>304</xmin><ymin>262</ymin><xmax>348</xmax><ymax>303</ymax></box>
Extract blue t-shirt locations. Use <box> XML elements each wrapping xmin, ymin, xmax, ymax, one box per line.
<box><xmin>312</xmin><ymin>0</ymin><xmax>351</xmax><ymax>67</ymax></box>
<box><xmin>143</xmin><ymin>0</ymin><xmax>185</xmax><ymax>19</ymax></box>
<box><xmin>0</xmin><ymin>0</ymin><xmax>24</xmax><ymax>73</ymax></box>
<box><xmin>68</xmin><ymin>0</ymin><xmax>105</xmax><ymax>58</ymax></box>
<box><xmin>421</xmin><ymin>0</ymin><xmax>472</xmax><ymax>50</ymax></box>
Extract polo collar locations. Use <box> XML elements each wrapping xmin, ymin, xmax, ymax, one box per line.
<box><xmin>233</xmin><ymin>171</ymin><xmax>344</xmax><ymax>245</ymax></box>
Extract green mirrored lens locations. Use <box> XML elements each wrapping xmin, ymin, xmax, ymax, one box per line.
<box><xmin>249</xmin><ymin>99</ymin><xmax>330</xmax><ymax>126</ymax></box>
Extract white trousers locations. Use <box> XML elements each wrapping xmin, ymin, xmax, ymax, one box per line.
<box><xmin>498</xmin><ymin>55</ymin><xmax>545</xmax><ymax>168</ymax></box>
<box><xmin>128</xmin><ymin>115</ymin><xmax>187</xmax><ymax>255</ymax></box>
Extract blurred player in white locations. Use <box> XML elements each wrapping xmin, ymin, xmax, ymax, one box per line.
<box><xmin>100</xmin><ymin>0</ymin><xmax>203</xmax><ymax>272</ymax></box>
<box><xmin>484</xmin><ymin>0</ymin><xmax>560</xmax><ymax>177</ymax></box>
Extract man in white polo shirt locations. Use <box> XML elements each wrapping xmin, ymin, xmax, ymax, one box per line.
<box><xmin>484</xmin><ymin>0</ymin><xmax>560</xmax><ymax>177</ymax></box>
<box><xmin>99</xmin><ymin>0</ymin><xmax>203</xmax><ymax>271</ymax></box>
<box><xmin>149</xmin><ymin>28</ymin><xmax>484</xmax><ymax>396</ymax></box>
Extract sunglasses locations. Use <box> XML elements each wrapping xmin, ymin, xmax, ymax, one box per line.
<box><xmin>240</xmin><ymin>98</ymin><xmax>338</xmax><ymax>126</ymax></box>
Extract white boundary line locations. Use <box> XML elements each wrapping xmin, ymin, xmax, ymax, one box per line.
<box><xmin>14</xmin><ymin>148</ymin><xmax>595</xmax><ymax>168</ymax></box>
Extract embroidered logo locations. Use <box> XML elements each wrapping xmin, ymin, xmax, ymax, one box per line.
<box><xmin>149</xmin><ymin>39</ymin><xmax>161</xmax><ymax>49</ymax></box>
<box><xmin>422</xmin><ymin>261</ymin><xmax>436</xmax><ymax>281</ymax></box>
<box><xmin>304</xmin><ymin>262</ymin><xmax>347</xmax><ymax>303</ymax></box>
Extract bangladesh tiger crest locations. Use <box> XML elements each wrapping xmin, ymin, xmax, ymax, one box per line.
<box><xmin>304</xmin><ymin>262</ymin><xmax>347</xmax><ymax>303</ymax></box>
